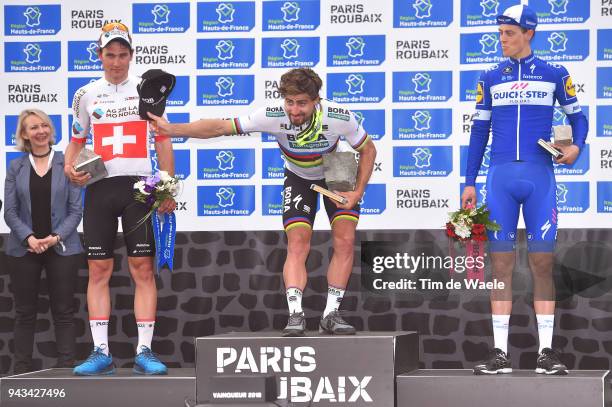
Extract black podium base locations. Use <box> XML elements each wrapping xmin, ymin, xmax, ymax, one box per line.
<box><xmin>396</xmin><ymin>369</ymin><xmax>611</xmax><ymax>407</ymax></box>
<box><xmin>196</xmin><ymin>331</ymin><xmax>419</xmax><ymax>406</ymax></box>
<box><xmin>0</xmin><ymin>368</ymin><xmax>195</xmax><ymax>407</ymax></box>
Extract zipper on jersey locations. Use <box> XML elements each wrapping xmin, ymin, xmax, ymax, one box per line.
<box><xmin>516</xmin><ymin>62</ymin><xmax>521</xmax><ymax>161</ymax></box>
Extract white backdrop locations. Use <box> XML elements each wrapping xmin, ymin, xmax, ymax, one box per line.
<box><xmin>1</xmin><ymin>0</ymin><xmax>611</xmax><ymax>232</ymax></box>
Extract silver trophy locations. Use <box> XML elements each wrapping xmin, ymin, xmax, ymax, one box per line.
<box><xmin>322</xmin><ymin>151</ymin><xmax>358</xmax><ymax>192</ymax></box>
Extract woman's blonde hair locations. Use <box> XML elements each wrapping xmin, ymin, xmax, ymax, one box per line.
<box><xmin>15</xmin><ymin>109</ymin><xmax>56</xmax><ymax>153</ymax></box>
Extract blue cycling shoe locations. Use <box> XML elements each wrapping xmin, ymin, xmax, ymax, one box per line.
<box><xmin>133</xmin><ymin>346</ymin><xmax>168</xmax><ymax>375</ymax></box>
<box><xmin>73</xmin><ymin>346</ymin><xmax>115</xmax><ymax>376</ymax></box>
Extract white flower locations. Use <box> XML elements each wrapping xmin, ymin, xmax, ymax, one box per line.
<box><xmin>159</xmin><ymin>170</ymin><xmax>172</xmax><ymax>183</ymax></box>
<box><xmin>454</xmin><ymin>223</ymin><xmax>471</xmax><ymax>239</ymax></box>
<box><xmin>134</xmin><ymin>180</ymin><xmax>149</xmax><ymax>195</ymax></box>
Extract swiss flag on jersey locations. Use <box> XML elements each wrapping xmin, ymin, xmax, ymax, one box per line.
<box><xmin>92</xmin><ymin>121</ymin><xmax>149</xmax><ymax>161</ymax></box>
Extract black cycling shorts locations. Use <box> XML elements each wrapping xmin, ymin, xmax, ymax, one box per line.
<box><xmin>282</xmin><ymin>169</ymin><xmax>360</xmax><ymax>231</ymax></box>
<box><xmin>83</xmin><ymin>176</ymin><xmax>155</xmax><ymax>259</ymax></box>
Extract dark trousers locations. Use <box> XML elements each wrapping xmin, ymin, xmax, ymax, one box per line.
<box><xmin>7</xmin><ymin>251</ymin><xmax>80</xmax><ymax>374</ymax></box>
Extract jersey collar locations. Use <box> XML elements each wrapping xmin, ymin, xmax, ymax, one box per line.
<box><xmin>509</xmin><ymin>52</ymin><xmax>535</xmax><ymax>65</ymax></box>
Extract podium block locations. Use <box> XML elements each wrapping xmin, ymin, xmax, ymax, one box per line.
<box><xmin>396</xmin><ymin>369</ymin><xmax>611</xmax><ymax>407</ymax></box>
<box><xmin>196</xmin><ymin>331</ymin><xmax>418</xmax><ymax>406</ymax></box>
<box><xmin>0</xmin><ymin>368</ymin><xmax>195</xmax><ymax>407</ymax></box>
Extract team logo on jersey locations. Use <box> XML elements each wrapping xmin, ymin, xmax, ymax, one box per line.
<box><xmin>563</xmin><ymin>75</ymin><xmax>576</xmax><ymax>98</ymax></box>
<box><xmin>197</xmin><ymin>2</ymin><xmax>255</xmax><ymax>32</ymax></box>
<box><xmin>5</xmin><ymin>5</ymin><xmax>61</xmax><ymax>36</ymax></box>
<box><xmin>93</xmin><ymin>121</ymin><xmax>148</xmax><ymax>161</ymax></box>
<box><xmin>597</xmin><ymin>182</ymin><xmax>612</xmax><ymax>213</ymax></box>
<box><xmin>197</xmin><ymin>185</ymin><xmax>255</xmax><ymax>216</ymax></box>
<box><xmin>394</xmin><ymin>0</ymin><xmax>453</xmax><ymax>28</ymax></box>
<box><xmin>476</xmin><ymin>81</ymin><xmax>484</xmax><ymax>104</ymax></box>
<box><xmin>133</xmin><ymin>3</ymin><xmax>190</xmax><ymax>33</ymax></box>
<box><xmin>263</xmin><ymin>1</ymin><xmax>320</xmax><ymax>31</ymax></box>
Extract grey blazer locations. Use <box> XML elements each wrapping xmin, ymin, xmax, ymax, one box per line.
<box><xmin>4</xmin><ymin>151</ymin><xmax>83</xmax><ymax>257</ymax></box>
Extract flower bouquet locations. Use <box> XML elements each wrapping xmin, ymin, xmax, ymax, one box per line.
<box><xmin>446</xmin><ymin>204</ymin><xmax>500</xmax><ymax>282</ymax></box>
<box><xmin>133</xmin><ymin>171</ymin><xmax>180</xmax><ymax>271</ymax></box>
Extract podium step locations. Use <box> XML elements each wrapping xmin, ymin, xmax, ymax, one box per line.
<box><xmin>196</xmin><ymin>331</ymin><xmax>419</xmax><ymax>406</ymax></box>
<box><xmin>396</xmin><ymin>369</ymin><xmax>611</xmax><ymax>407</ymax></box>
<box><xmin>0</xmin><ymin>368</ymin><xmax>195</xmax><ymax>407</ymax></box>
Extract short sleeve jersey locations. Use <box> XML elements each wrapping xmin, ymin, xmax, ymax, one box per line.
<box><xmin>71</xmin><ymin>75</ymin><xmax>154</xmax><ymax>178</ymax></box>
<box><xmin>234</xmin><ymin>99</ymin><xmax>370</xmax><ymax>180</ymax></box>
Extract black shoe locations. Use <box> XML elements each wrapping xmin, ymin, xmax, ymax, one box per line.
<box><xmin>536</xmin><ymin>348</ymin><xmax>568</xmax><ymax>375</ymax></box>
<box><xmin>319</xmin><ymin>311</ymin><xmax>356</xmax><ymax>335</ymax></box>
<box><xmin>473</xmin><ymin>348</ymin><xmax>512</xmax><ymax>375</ymax></box>
<box><xmin>282</xmin><ymin>312</ymin><xmax>306</xmax><ymax>337</ymax></box>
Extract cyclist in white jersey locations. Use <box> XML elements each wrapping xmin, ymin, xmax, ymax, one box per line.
<box><xmin>148</xmin><ymin>68</ymin><xmax>377</xmax><ymax>336</ymax></box>
<box><xmin>64</xmin><ymin>23</ymin><xmax>175</xmax><ymax>376</ymax></box>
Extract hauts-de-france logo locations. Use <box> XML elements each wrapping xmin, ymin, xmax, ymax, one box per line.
<box><xmin>346</xmin><ymin>74</ymin><xmax>365</xmax><ymax>94</ymax></box>
<box><xmin>263</xmin><ymin>0</ymin><xmax>320</xmax><ymax>31</ymax></box>
<box><xmin>346</xmin><ymin>37</ymin><xmax>365</xmax><ymax>57</ymax></box>
<box><xmin>216</xmin><ymin>150</ymin><xmax>235</xmax><ymax>170</ymax></box>
<box><xmin>197</xmin><ymin>149</ymin><xmax>254</xmax><ymax>179</ymax></box>
<box><xmin>5</xmin><ymin>41</ymin><xmax>61</xmax><ymax>72</ymax></box>
<box><xmin>480</xmin><ymin>0</ymin><xmax>499</xmax><ymax>17</ymax></box>
<box><xmin>532</xmin><ymin>29</ymin><xmax>591</xmax><ymax>62</ymax></box>
<box><xmin>412</xmin><ymin>110</ymin><xmax>431</xmax><ymax>131</ymax></box>
<box><xmin>394</xmin><ymin>0</ymin><xmax>453</xmax><ymax>28</ymax></box>
<box><xmin>327</xmin><ymin>72</ymin><xmax>385</xmax><ymax>103</ymax></box>
<box><xmin>198</xmin><ymin>2</ymin><xmax>255</xmax><ymax>32</ymax></box>
<box><xmin>5</xmin><ymin>5</ymin><xmax>61</xmax><ymax>36</ymax></box>
<box><xmin>197</xmin><ymin>185</ymin><xmax>255</xmax><ymax>215</ymax></box>
<box><xmin>197</xmin><ymin>75</ymin><xmax>254</xmax><ymax>105</ymax></box>
<box><xmin>68</xmin><ymin>41</ymin><xmax>102</xmax><ymax>71</ymax></box>
<box><xmin>460</xmin><ymin>33</ymin><xmax>505</xmax><ymax>64</ymax></box>
<box><xmin>133</xmin><ymin>3</ymin><xmax>190</xmax><ymax>33</ymax></box>
<box><xmin>327</xmin><ymin>35</ymin><xmax>385</xmax><ymax>67</ymax></box>
<box><xmin>412</xmin><ymin>73</ymin><xmax>431</xmax><ymax>93</ymax></box>
<box><xmin>217</xmin><ymin>187</ymin><xmax>235</xmax><ymax>207</ymax></box>
<box><xmin>413</xmin><ymin>147</ymin><xmax>432</xmax><ymax>168</ymax></box>
<box><xmin>262</xmin><ymin>37</ymin><xmax>319</xmax><ymax>68</ymax></box>
<box><xmin>480</xmin><ymin>33</ymin><xmax>499</xmax><ymax>54</ymax></box>
<box><xmin>197</xmin><ymin>38</ymin><xmax>254</xmax><ymax>69</ymax></box>
<box><xmin>548</xmin><ymin>32</ymin><xmax>568</xmax><ymax>53</ymax></box>
<box><xmin>530</xmin><ymin>0</ymin><xmax>589</xmax><ymax>24</ymax></box>
<box><xmin>393</xmin><ymin>71</ymin><xmax>452</xmax><ymax>102</ymax></box>
<box><xmin>216</xmin><ymin>40</ymin><xmax>235</xmax><ymax>60</ymax></box>
<box><xmin>393</xmin><ymin>108</ymin><xmax>452</xmax><ymax>140</ymax></box>
<box><xmin>461</xmin><ymin>0</ymin><xmax>516</xmax><ymax>26</ymax></box>
<box><xmin>393</xmin><ymin>145</ymin><xmax>452</xmax><ymax>177</ymax></box>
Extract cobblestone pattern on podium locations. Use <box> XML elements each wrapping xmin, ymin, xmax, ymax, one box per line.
<box><xmin>0</xmin><ymin>229</ymin><xmax>610</xmax><ymax>374</ymax></box>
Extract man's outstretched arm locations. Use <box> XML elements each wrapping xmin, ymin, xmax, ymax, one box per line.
<box><xmin>147</xmin><ymin>112</ymin><xmax>235</xmax><ymax>139</ymax></box>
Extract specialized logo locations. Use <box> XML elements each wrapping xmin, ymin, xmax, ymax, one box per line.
<box><xmin>198</xmin><ymin>2</ymin><xmax>255</xmax><ymax>32</ymax></box>
<box><xmin>263</xmin><ymin>0</ymin><xmax>320</xmax><ymax>31</ymax></box>
<box><xmin>540</xmin><ymin>220</ymin><xmax>553</xmax><ymax>239</ymax></box>
<box><xmin>394</xmin><ymin>0</ymin><xmax>453</xmax><ymax>28</ymax></box>
<box><xmin>393</xmin><ymin>108</ymin><xmax>451</xmax><ymax>140</ymax></box>
<box><xmin>93</xmin><ymin>121</ymin><xmax>148</xmax><ymax>161</ymax></box>
<box><xmin>327</xmin><ymin>72</ymin><xmax>385</xmax><ymax>103</ymax></box>
<box><xmin>133</xmin><ymin>3</ymin><xmax>190</xmax><ymax>33</ymax></box>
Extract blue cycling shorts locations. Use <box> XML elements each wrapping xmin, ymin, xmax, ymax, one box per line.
<box><xmin>485</xmin><ymin>161</ymin><xmax>557</xmax><ymax>253</ymax></box>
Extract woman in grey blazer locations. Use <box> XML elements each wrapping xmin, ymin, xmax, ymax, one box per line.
<box><xmin>4</xmin><ymin>109</ymin><xmax>83</xmax><ymax>373</ymax></box>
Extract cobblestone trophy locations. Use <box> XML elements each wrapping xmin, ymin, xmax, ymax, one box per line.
<box><xmin>310</xmin><ymin>151</ymin><xmax>358</xmax><ymax>204</ymax></box>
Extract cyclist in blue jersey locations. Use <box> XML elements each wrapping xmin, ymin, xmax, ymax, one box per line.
<box><xmin>462</xmin><ymin>5</ymin><xmax>588</xmax><ymax>375</ymax></box>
